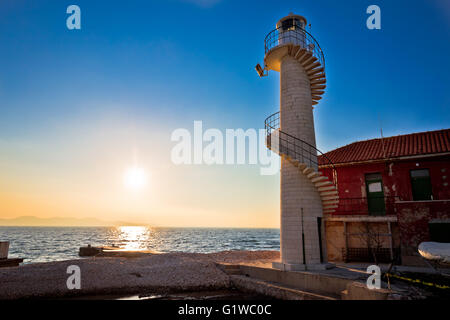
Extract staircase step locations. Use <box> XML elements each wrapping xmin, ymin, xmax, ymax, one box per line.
<box><xmin>311</xmin><ymin>90</ymin><xmax>325</xmax><ymax>96</ymax></box>
<box><xmin>323</xmin><ymin>195</ymin><xmax>339</xmax><ymax>201</ymax></box>
<box><xmin>315</xmin><ymin>180</ymin><xmax>333</xmax><ymax>187</ymax></box>
<box><xmin>320</xmin><ymin>190</ymin><xmax>338</xmax><ymax>197</ymax></box>
<box><xmin>323</xmin><ymin>197</ymin><xmax>339</xmax><ymax>202</ymax></box>
<box><xmin>311</xmin><ymin>176</ymin><xmax>328</xmax><ymax>183</ymax></box>
<box><xmin>310</xmin><ymin>73</ymin><xmax>326</xmax><ymax>81</ymax></box>
<box><xmin>307</xmin><ymin>171</ymin><xmax>322</xmax><ymax>179</ymax></box>
<box><xmin>322</xmin><ymin>195</ymin><xmax>339</xmax><ymax>201</ymax></box>
<box><xmin>291</xmin><ymin>47</ymin><xmax>300</xmax><ymax>57</ymax></box>
<box><xmin>305</xmin><ymin>61</ymin><xmax>322</xmax><ymax>72</ymax></box>
<box><xmin>307</xmin><ymin>67</ymin><xmax>324</xmax><ymax>76</ymax></box>
<box><xmin>296</xmin><ymin>51</ymin><xmax>309</xmax><ymax>63</ymax></box>
<box><xmin>310</xmin><ymin>78</ymin><xmax>326</xmax><ymax>85</ymax></box>
<box><xmin>305</xmin><ymin>54</ymin><xmax>318</xmax><ymax>63</ymax></box>
<box><xmin>323</xmin><ymin>203</ymin><xmax>339</xmax><ymax>209</ymax></box>
<box><xmin>302</xmin><ymin>56</ymin><xmax>318</xmax><ymax>68</ymax></box>
<box><xmin>310</xmin><ymin>78</ymin><xmax>326</xmax><ymax>86</ymax></box>
<box><xmin>301</xmin><ymin>53</ymin><xmax>317</xmax><ymax>63</ymax></box>
<box><xmin>318</xmin><ymin>185</ymin><xmax>336</xmax><ymax>192</ymax></box>
<box><xmin>311</xmin><ymin>95</ymin><xmax>322</xmax><ymax>101</ymax></box>
<box><xmin>303</xmin><ymin>167</ymin><xmax>315</xmax><ymax>175</ymax></box>
<box><xmin>311</xmin><ymin>84</ymin><xmax>326</xmax><ymax>90</ymax></box>
<box><xmin>299</xmin><ymin>51</ymin><xmax>313</xmax><ymax>64</ymax></box>
<box><xmin>294</xmin><ymin>48</ymin><xmax>306</xmax><ymax>59</ymax></box>
<box><xmin>297</xmin><ymin>163</ymin><xmax>307</xmax><ymax>170</ymax></box>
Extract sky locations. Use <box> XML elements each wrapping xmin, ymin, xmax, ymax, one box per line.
<box><xmin>0</xmin><ymin>0</ymin><xmax>449</xmax><ymax>227</ymax></box>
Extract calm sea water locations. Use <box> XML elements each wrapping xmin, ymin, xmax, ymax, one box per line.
<box><xmin>0</xmin><ymin>227</ymin><xmax>280</xmax><ymax>264</ymax></box>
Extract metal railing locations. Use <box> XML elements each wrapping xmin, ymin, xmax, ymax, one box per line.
<box><xmin>264</xmin><ymin>111</ymin><xmax>336</xmax><ymax>184</ymax></box>
<box><xmin>335</xmin><ymin>196</ymin><xmax>400</xmax><ymax>216</ymax></box>
<box><xmin>264</xmin><ymin>26</ymin><xmax>325</xmax><ymax>70</ymax></box>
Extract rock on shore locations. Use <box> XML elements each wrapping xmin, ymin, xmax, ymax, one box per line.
<box><xmin>0</xmin><ymin>250</ymin><xmax>279</xmax><ymax>299</ymax></box>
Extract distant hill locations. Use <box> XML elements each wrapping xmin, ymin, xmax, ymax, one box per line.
<box><xmin>0</xmin><ymin>216</ymin><xmax>145</xmax><ymax>227</ymax></box>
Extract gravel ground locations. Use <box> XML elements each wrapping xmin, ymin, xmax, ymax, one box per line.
<box><xmin>0</xmin><ymin>250</ymin><xmax>280</xmax><ymax>299</ymax></box>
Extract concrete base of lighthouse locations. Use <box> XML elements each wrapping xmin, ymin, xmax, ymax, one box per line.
<box><xmin>272</xmin><ymin>262</ymin><xmax>334</xmax><ymax>271</ymax></box>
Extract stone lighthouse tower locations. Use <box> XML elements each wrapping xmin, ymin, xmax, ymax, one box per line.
<box><xmin>258</xmin><ymin>13</ymin><xmax>338</xmax><ymax>271</ymax></box>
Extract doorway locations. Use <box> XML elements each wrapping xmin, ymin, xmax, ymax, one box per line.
<box><xmin>365</xmin><ymin>173</ymin><xmax>386</xmax><ymax>216</ymax></box>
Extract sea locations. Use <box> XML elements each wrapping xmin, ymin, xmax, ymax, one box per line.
<box><xmin>0</xmin><ymin>226</ymin><xmax>280</xmax><ymax>264</ymax></box>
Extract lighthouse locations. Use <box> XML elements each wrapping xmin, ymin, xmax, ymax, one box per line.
<box><xmin>258</xmin><ymin>13</ymin><xmax>338</xmax><ymax>271</ymax></box>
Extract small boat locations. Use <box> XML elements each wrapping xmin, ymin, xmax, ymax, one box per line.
<box><xmin>0</xmin><ymin>258</ymin><xmax>24</xmax><ymax>268</ymax></box>
<box><xmin>418</xmin><ymin>242</ymin><xmax>450</xmax><ymax>265</ymax></box>
<box><xmin>0</xmin><ymin>241</ymin><xmax>24</xmax><ymax>268</ymax></box>
<box><xmin>78</xmin><ymin>244</ymin><xmax>103</xmax><ymax>257</ymax></box>
<box><xmin>79</xmin><ymin>245</ymin><xmax>158</xmax><ymax>258</ymax></box>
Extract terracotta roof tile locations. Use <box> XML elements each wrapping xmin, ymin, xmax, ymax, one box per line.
<box><xmin>319</xmin><ymin>128</ymin><xmax>450</xmax><ymax>165</ymax></box>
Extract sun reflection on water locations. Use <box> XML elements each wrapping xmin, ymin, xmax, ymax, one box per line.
<box><xmin>116</xmin><ymin>226</ymin><xmax>150</xmax><ymax>251</ymax></box>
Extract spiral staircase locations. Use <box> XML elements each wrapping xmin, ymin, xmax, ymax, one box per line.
<box><xmin>264</xmin><ymin>26</ymin><xmax>327</xmax><ymax>106</ymax></box>
<box><xmin>265</xmin><ymin>113</ymin><xmax>339</xmax><ymax>214</ymax></box>
<box><xmin>263</xmin><ymin>26</ymin><xmax>339</xmax><ymax>214</ymax></box>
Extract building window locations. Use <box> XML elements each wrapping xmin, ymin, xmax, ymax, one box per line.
<box><xmin>410</xmin><ymin>169</ymin><xmax>433</xmax><ymax>201</ymax></box>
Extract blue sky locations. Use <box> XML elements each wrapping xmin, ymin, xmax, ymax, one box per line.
<box><xmin>0</xmin><ymin>0</ymin><xmax>449</xmax><ymax>226</ymax></box>
<box><xmin>1</xmin><ymin>0</ymin><xmax>449</xmax><ymax>151</ymax></box>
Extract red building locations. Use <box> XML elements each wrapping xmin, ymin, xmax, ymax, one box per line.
<box><xmin>318</xmin><ymin>129</ymin><xmax>450</xmax><ymax>266</ymax></box>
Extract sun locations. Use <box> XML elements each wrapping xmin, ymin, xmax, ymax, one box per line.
<box><xmin>123</xmin><ymin>167</ymin><xmax>148</xmax><ymax>190</ymax></box>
